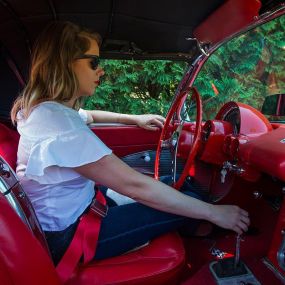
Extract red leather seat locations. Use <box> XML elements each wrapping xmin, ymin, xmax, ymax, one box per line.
<box><xmin>0</xmin><ymin>123</ymin><xmax>19</xmax><ymax>169</ymax></box>
<box><xmin>0</xmin><ymin>122</ymin><xmax>186</xmax><ymax>285</ymax></box>
<box><xmin>68</xmin><ymin>233</ymin><xmax>185</xmax><ymax>285</ymax></box>
<box><xmin>0</xmin><ymin>193</ymin><xmax>61</xmax><ymax>285</ymax></box>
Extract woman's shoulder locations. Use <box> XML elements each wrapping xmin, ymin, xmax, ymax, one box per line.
<box><xmin>18</xmin><ymin>101</ymin><xmax>85</xmax><ymax>136</ymax></box>
<box><xmin>33</xmin><ymin>101</ymin><xmax>75</xmax><ymax>114</ymax></box>
<box><xmin>34</xmin><ymin>101</ymin><xmax>78</xmax><ymax>122</ymax></box>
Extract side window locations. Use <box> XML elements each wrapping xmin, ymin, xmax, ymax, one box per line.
<box><xmin>83</xmin><ymin>60</ymin><xmax>187</xmax><ymax>116</ymax></box>
<box><xmin>193</xmin><ymin>15</ymin><xmax>285</xmax><ymax>122</ymax></box>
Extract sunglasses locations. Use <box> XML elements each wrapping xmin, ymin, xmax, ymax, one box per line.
<box><xmin>75</xmin><ymin>54</ymin><xmax>100</xmax><ymax>70</ymax></box>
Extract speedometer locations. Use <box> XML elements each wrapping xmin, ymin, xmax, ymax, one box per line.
<box><xmin>216</xmin><ymin>102</ymin><xmax>241</xmax><ymax>135</ymax></box>
<box><xmin>223</xmin><ymin>107</ymin><xmax>241</xmax><ymax>135</ymax></box>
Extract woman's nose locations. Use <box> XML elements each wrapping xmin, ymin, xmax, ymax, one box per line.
<box><xmin>97</xmin><ymin>67</ymin><xmax>105</xmax><ymax>77</ymax></box>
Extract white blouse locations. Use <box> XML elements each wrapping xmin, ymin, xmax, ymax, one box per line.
<box><xmin>16</xmin><ymin>102</ymin><xmax>112</xmax><ymax>231</ymax></box>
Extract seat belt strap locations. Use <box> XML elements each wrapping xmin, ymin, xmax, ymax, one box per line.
<box><xmin>56</xmin><ymin>190</ymin><xmax>107</xmax><ymax>283</ymax></box>
<box><xmin>83</xmin><ymin>190</ymin><xmax>106</xmax><ymax>264</ymax></box>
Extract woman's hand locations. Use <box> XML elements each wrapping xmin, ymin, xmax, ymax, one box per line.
<box><xmin>209</xmin><ymin>204</ymin><xmax>250</xmax><ymax>234</ymax></box>
<box><xmin>133</xmin><ymin>114</ymin><xmax>165</xmax><ymax>131</ymax></box>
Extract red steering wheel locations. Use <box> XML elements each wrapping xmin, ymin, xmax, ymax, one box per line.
<box><xmin>154</xmin><ymin>87</ymin><xmax>202</xmax><ymax>190</ymax></box>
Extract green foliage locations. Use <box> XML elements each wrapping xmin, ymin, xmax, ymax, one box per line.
<box><xmin>194</xmin><ymin>15</ymin><xmax>285</xmax><ymax>120</ymax></box>
<box><xmin>84</xmin><ymin>59</ymin><xmax>187</xmax><ymax>115</ymax></box>
<box><xmin>84</xmin><ymin>15</ymin><xmax>285</xmax><ymax>121</ymax></box>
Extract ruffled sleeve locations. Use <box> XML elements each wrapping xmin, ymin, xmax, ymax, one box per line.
<box><xmin>25</xmin><ymin>127</ymin><xmax>112</xmax><ymax>184</ymax></box>
<box><xmin>78</xmin><ymin>108</ymin><xmax>88</xmax><ymax>123</ymax></box>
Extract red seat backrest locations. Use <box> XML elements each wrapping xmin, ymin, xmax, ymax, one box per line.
<box><xmin>0</xmin><ymin>123</ymin><xmax>50</xmax><ymax>252</ymax></box>
<box><xmin>0</xmin><ymin>193</ymin><xmax>62</xmax><ymax>285</ymax></box>
<box><xmin>0</xmin><ymin>123</ymin><xmax>19</xmax><ymax>170</ymax></box>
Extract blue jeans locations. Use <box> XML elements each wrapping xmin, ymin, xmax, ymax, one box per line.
<box><xmin>45</xmin><ymin>177</ymin><xmax>206</xmax><ymax>265</ymax></box>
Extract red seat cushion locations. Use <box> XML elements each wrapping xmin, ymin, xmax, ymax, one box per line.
<box><xmin>67</xmin><ymin>232</ymin><xmax>185</xmax><ymax>285</ymax></box>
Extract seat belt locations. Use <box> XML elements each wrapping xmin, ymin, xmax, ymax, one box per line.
<box><xmin>56</xmin><ymin>190</ymin><xmax>107</xmax><ymax>283</ymax></box>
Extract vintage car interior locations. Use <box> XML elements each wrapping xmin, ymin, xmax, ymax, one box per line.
<box><xmin>0</xmin><ymin>0</ymin><xmax>285</xmax><ymax>284</ymax></box>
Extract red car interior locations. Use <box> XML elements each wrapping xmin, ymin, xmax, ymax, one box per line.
<box><xmin>239</xmin><ymin>126</ymin><xmax>285</xmax><ymax>181</ymax></box>
<box><xmin>0</xmin><ymin>0</ymin><xmax>285</xmax><ymax>284</ymax></box>
<box><xmin>91</xmin><ymin>125</ymin><xmax>161</xmax><ymax>157</ymax></box>
<box><xmin>0</xmin><ymin>122</ymin><xmax>186</xmax><ymax>285</ymax></box>
<box><xmin>1</xmin><ymin>111</ymin><xmax>285</xmax><ymax>284</ymax></box>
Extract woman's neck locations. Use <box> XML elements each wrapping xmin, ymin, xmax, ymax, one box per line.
<box><xmin>62</xmin><ymin>97</ymin><xmax>77</xmax><ymax>108</ymax></box>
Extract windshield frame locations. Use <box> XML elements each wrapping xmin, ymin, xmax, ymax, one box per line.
<box><xmin>174</xmin><ymin>5</ymin><xmax>285</xmax><ymax>123</ymax></box>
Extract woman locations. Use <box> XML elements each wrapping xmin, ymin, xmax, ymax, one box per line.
<box><xmin>11</xmin><ymin>21</ymin><xmax>249</xmax><ymax>265</ymax></box>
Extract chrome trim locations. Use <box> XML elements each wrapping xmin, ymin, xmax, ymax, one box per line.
<box><xmin>263</xmin><ymin>258</ymin><xmax>285</xmax><ymax>283</ymax></box>
<box><xmin>171</xmin><ymin>122</ymin><xmax>184</xmax><ymax>183</ymax></box>
<box><xmin>0</xmin><ymin>157</ymin><xmax>32</xmax><ymax>230</ymax></box>
<box><xmin>186</xmin><ymin>38</ymin><xmax>210</xmax><ymax>56</ymax></box>
<box><xmin>4</xmin><ymin>190</ymin><xmax>32</xmax><ymax>231</ymax></box>
<box><xmin>277</xmin><ymin>231</ymin><xmax>285</xmax><ymax>271</ymax></box>
<box><xmin>0</xmin><ymin>158</ymin><xmax>18</xmax><ymax>190</ymax></box>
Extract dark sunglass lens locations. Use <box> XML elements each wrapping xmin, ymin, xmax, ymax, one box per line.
<box><xmin>91</xmin><ymin>57</ymin><xmax>100</xmax><ymax>70</ymax></box>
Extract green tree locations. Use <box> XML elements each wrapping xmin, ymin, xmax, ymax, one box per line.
<box><xmin>84</xmin><ymin>60</ymin><xmax>187</xmax><ymax>115</ymax></box>
<box><xmin>84</xmin><ymin>16</ymin><xmax>284</xmax><ymax>120</ymax></box>
<box><xmin>194</xmin><ymin>15</ymin><xmax>285</xmax><ymax>120</ymax></box>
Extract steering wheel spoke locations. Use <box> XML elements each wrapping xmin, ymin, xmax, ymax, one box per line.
<box><xmin>155</xmin><ymin>87</ymin><xmax>202</xmax><ymax>189</ymax></box>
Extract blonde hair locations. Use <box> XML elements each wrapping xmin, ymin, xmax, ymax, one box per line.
<box><xmin>11</xmin><ymin>21</ymin><xmax>101</xmax><ymax>124</ymax></box>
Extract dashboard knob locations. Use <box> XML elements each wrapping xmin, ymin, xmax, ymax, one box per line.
<box><xmin>142</xmin><ymin>153</ymin><xmax>151</xmax><ymax>162</ymax></box>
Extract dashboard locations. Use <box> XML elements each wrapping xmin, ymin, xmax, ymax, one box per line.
<box><xmin>197</xmin><ymin>101</ymin><xmax>285</xmax><ymax>182</ymax></box>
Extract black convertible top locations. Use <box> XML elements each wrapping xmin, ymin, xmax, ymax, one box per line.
<box><xmin>0</xmin><ymin>0</ymin><xmax>225</xmax><ymax>54</ymax></box>
<box><xmin>0</xmin><ymin>0</ymin><xmax>282</xmax><ymax>58</ymax></box>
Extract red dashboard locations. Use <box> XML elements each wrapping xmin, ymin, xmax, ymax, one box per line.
<box><xmin>179</xmin><ymin>102</ymin><xmax>285</xmax><ymax>182</ymax></box>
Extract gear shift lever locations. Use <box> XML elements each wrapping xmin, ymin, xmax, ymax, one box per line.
<box><xmin>211</xmin><ymin>234</ymin><xmax>247</xmax><ymax>278</ymax></box>
<box><xmin>234</xmin><ymin>234</ymin><xmax>242</xmax><ymax>269</ymax></box>
<box><xmin>210</xmin><ymin>234</ymin><xmax>261</xmax><ymax>284</ymax></box>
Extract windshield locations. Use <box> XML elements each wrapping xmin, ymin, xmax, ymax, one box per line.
<box><xmin>193</xmin><ymin>14</ymin><xmax>285</xmax><ymax>122</ymax></box>
<box><xmin>84</xmin><ymin>59</ymin><xmax>187</xmax><ymax>116</ymax></box>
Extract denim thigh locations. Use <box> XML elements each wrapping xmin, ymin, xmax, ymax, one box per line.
<box><xmin>95</xmin><ymin>190</ymin><xmax>200</xmax><ymax>260</ymax></box>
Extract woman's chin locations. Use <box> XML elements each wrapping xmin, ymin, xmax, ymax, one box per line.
<box><xmin>81</xmin><ymin>91</ymin><xmax>94</xmax><ymax>97</ymax></box>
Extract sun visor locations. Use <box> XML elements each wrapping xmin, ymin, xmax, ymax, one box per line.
<box><xmin>193</xmin><ymin>0</ymin><xmax>261</xmax><ymax>46</ymax></box>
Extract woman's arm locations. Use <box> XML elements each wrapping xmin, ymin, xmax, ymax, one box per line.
<box><xmin>84</xmin><ymin>110</ymin><xmax>165</xmax><ymax>131</ymax></box>
<box><xmin>74</xmin><ymin>154</ymin><xmax>250</xmax><ymax>234</ymax></box>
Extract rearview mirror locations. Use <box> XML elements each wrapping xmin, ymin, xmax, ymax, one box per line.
<box><xmin>261</xmin><ymin>94</ymin><xmax>285</xmax><ymax>116</ymax></box>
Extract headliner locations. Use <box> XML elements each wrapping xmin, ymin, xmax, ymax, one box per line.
<box><xmin>0</xmin><ymin>1</ymin><xmax>282</xmax><ymax>69</ymax></box>
<box><xmin>0</xmin><ymin>0</ymin><xmax>283</xmax><ymax>121</ymax></box>
<box><xmin>1</xmin><ymin>0</ymin><xmax>226</xmax><ymax>53</ymax></box>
